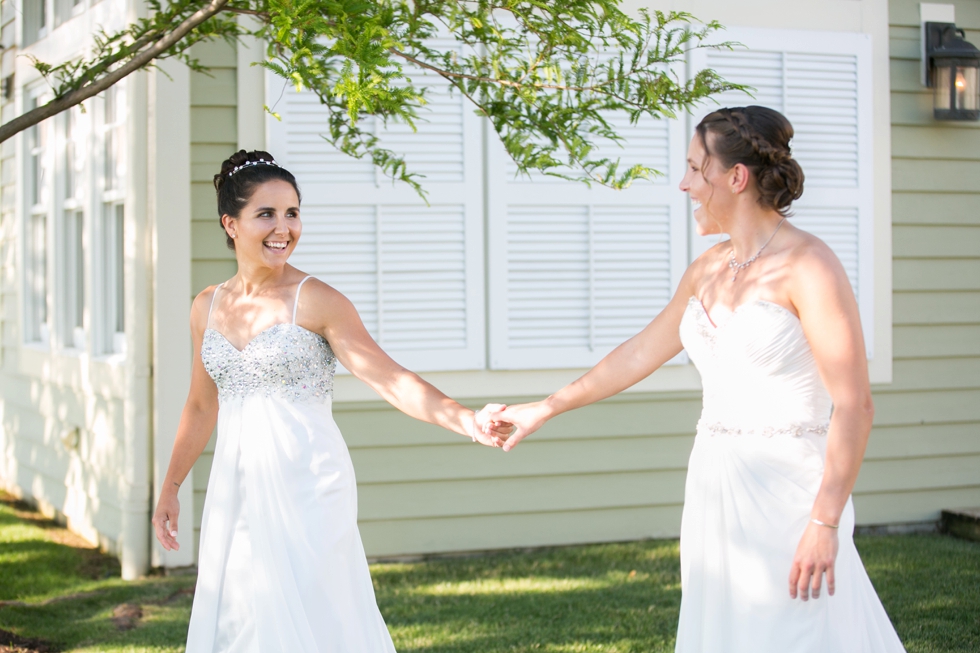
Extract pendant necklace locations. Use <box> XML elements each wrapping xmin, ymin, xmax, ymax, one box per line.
<box><xmin>729</xmin><ymin>217</ymin><xmax>787</xmax><ymax>282</ymax></box>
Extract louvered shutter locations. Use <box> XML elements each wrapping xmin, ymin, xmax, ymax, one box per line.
<box><xmin>689</xmin><ymin>28</ymin><xmax>875</xmax><ymax>354</ymax></box>
<box><xmin>265</xmin><ymin>41</ymin><xmax>485</xmax><ymax>371</ymax></box>
<box><xmin>487</xmin><ymin>110</ymin><xmax>688</xmax><ymax>370</ymax></box>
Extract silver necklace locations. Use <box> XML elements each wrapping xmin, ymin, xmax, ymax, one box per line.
<box><xmin>729</xmin><ymin>218</ymin><xmax>787</xmax><ymax>282</ymax></box>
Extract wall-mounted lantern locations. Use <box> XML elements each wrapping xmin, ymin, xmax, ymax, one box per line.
<box><xmin>925</xmin><ymin>22</ymin><xmax>980</xmax><ymax>121</ymax></box>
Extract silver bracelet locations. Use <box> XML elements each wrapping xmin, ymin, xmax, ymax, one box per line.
<box><xmin>810</xmin><ymin>518</ymin><xmax>839</xmax><ymax>529</ymax></box>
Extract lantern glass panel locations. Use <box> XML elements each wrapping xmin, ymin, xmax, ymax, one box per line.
<box><xmin>935</xmin><ymin>65</ymin><xmax>952</xmax><ymax>110</ymax></box>
<box><xmin>955</xmin><ymin>66</ymin><xmax>979</xmax><ymax>111</ymax></box>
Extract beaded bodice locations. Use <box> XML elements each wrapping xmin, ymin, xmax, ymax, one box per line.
<box><xmin>202</xmin><ymin>324</ymin><xmax>335</xmax><ymax>403</ymax></box>
<box><xmin>201</xmin><ymin>276</ymin><xmax>336</xmax><ymax>403</ymax></box>
<box><xmin>679</xmin><ymin>296</ymin><xmax>832</xmax><ymax>437</ymax></box>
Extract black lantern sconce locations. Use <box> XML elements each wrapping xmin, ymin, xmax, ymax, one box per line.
<box><xmin>925</xmin><ymin>22</ymin><xmax>980</xmax><ymax>121</ymax></box>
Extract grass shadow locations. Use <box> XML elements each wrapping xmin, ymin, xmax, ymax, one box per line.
<box><xmin>374</xmin><ymin>541</ymin><xmax>682</xmax><ymax>653</ymax></box>
<box><xmin>3</xmin><ymin>487</ymin><xmax>978</xmax><ymax>653</ymax></box>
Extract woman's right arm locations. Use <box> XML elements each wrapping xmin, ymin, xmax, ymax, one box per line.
<box><xmin>152</xmin><ymin>289</ymin><xmax>220</xmax><ymax>552</ymax></box>
<box><xmin>493</xmin><ymin>263</ymin><xmax>701</xmax><ymax>452</ymax></box>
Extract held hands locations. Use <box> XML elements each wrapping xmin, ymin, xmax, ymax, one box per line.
<box><xmin>152</xmin><ymin>488</ymin><xmax>181</xmax><ymax>552</ymax></box>
<box><xmin>789</xmin><ymin>520</ymin><xmax>839</xmax><ymax>601</ymax></box>
<box><xmin>470</xmin><ymin>406</ymin><xmax>514</xmax><ymax>448</ymax></box>
<box><xmin>479</xmin><ymin>401</ymin><xmax>552</xmax><ymax>452</ymax></box>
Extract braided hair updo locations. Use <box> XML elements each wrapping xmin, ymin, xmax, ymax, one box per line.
<box><xmin>213</xmin><ymin>150</ymin><xmax>302</xmax><ymax>249</ymax></box>
<box><xmin>695</xmin><ymin>106</ymin><xmax>804</xmax><ymax>216</ymax></box>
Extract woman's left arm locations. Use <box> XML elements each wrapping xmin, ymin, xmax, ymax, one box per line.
<box><xmin>304</xmin><ymin>279</ymin><xmax>502</xmax><ymax>445</ymax></box>
<box><xmin>788</xmin><ymin>240</ymin><xmax>875</xmax><ymax>601</ymax></box>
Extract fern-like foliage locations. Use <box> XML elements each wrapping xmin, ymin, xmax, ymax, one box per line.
<box><xmin>20</xmin><ymin>0</ymin><xmax>745</xmax><ymax>195</ymax></box>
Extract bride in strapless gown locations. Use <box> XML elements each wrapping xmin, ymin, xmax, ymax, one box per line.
<box><xmin>485</xmin><ymin>107</ymin><xmax>907</xmax><ymax>652</ymax></box>
<box><xmin>675</xmin><ymin>296</ymin><xmax>904</xmax><ymax>652</ymax></box>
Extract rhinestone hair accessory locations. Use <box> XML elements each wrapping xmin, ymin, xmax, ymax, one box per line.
<box><xmin>226</xmin><ymin>159</ymin><xmax>280</xmax><ymax>178</ymax></box>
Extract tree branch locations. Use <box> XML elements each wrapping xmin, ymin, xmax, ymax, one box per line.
<box><xmin>224</xmin><ymin>6</ymin><xmax>269</xmax><ymax>19</ymax></box>
<box><xmin>0</xmin><ymin>0</ymin><xmax>231</xmax><ymax>143</ymax></box>
<box><xmin>388</xmin><ymin>46</ymin><xmax>638</xmax><ymax>95</ymax></box>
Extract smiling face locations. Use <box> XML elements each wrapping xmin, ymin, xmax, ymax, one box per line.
<box><xmin>679</xmin><ymin>132</ymin><xmax>739</xmax><ymax>237</ymax></box>
<box><xmin>221</xmin><ymin>179</ymin><xmax>301</xmax><ymax>269</ymax></box>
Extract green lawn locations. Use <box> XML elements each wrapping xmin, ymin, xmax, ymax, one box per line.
<box><xmin>1</xmin><ymin>493</ymin><xmax>977</xmax><ymax>652</ymax></box>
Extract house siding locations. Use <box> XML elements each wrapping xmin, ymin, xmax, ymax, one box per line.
<box><xmin>187</xmin><ymin>41</ymin><xmax>238</xmax><ymax>555</ymax></box>
<box><xmin>335</xmin><ymin>0</ymin><xmax>979</xmax><ymax>557</ymax></box>
<box><xmin>186</xmin><ymin>1</ymin><xmax>980</xmax><ymax>560</ymax></box>
<box><xmin>861</xmin><ymin>0</ymin><xmax>980</xmax><ymax>524</ymax></box>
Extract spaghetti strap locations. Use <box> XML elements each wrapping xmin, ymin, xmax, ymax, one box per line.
<box><xmin>207</xmin><ymin>283</ymin><xmax>224</xmax><ymax>330</ymax></box>
<box><xmin>293</xmin><ymin>276</ymin><xmax>313</xmax><ymax>325</ymax></box>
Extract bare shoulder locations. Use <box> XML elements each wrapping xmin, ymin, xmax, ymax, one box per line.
<box><xmin>783</xmin><ymin>228</ymin><xmax>854</xmax><ymax>309</ymax></box>
<box><xmin>294</xmin><ymin>275</ymin><xmax>361</xmax><ymax>331</ymax></box>
<box><xmin>190</xmin><ymin>284</ymin><xmax>221</xmax><ymax>332</ymax></box>
<box><xmin>785</xmin><ymin>229</ymin><xmax>849</xmax><ymax>285</ymax></box>
<box><xmin>297</xmin><ymin>275</ymin><xmax>350</xmax><ymax>308</ymax></box>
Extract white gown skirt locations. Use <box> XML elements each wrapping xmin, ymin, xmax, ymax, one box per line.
<box><xmin>186</xmin><ymin>395</ymin><xmax>396</xmax><ymax>652</ymax></box>
<box><xmin>675</xmin><ymin>430</ymin><xmax>907</xmax><ymax>653</ymax></box>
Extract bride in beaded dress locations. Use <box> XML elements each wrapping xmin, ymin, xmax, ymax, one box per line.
<box><xmin>484</xmin><ymin>107</ymin><xmax>907</xmax><ymax>652</ymax></box>
<box><xmin>151</xmin><ymin>150</ymin><xmax>506</xmax><ymax>652</ymax></box>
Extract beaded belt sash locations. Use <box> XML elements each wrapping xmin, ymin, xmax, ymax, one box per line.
<box><xmin>697</xmin><ymin>420</ymin><xmax>829</xmax><ymax>438</ymax></box>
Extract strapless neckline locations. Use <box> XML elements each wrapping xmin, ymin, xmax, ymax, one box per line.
<box><xmin>689</xmin><ymin>296</ymin><xmax>799</xmax><ymax>331</ymax></box>
<box><xmin>679</xmin><ymin>292</ymin><xmax>831</xmax><ymax>434</ymax></box>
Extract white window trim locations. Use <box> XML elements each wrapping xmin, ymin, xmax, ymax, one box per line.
<box><xmin>93</xmin><ymin>84</ymin><xmax>127</xmax><ymax>358</ymax></box>
<box><xmin>21</xmin><ymin>87</ymin><xmax>52</xmax><ymax>348</ymax></box>
<box><xmin>56</xmin><ymin>107</ymin><xmax>88</xmax><ymax>353</ymax></box>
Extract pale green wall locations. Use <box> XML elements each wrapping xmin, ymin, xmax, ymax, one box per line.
<box><xmin>857</xmin><ymin>0</ymin><xmax>980</xmax><ymax>523</ymax></box>
<box><xmin>187</xmin><ymin>41</ymin><xmax>238</xmax><ymax>555</ymax></box>
<box><xmin>190</xmin><ymin>2</ymin><xmax>980</xmax><ymax>559</ymax></box>
<box><xmin>340</xmin><ymin>392</ymin><xmax>701</xmax><ymax>556</ymax></box>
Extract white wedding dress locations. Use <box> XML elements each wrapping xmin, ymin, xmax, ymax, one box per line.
<box><xmin>676</xmin><ymin>296</ymin><xmax>906</xmax><ymax>653</ymax></box>
<box><xmin>186</xmin><ymin>277</ymin><xmax>396</xmax><ymax>652</ymax></box>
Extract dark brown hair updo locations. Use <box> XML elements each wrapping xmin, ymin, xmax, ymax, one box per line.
<box><xmin>695</xmin><ymin>106</ymin><xmax>805</xmax><ymax>216</ymax></box>
<box><xmin>213</xmin><ymin>150</ymin><xmax>301</xmax><ymax>250</ymax></box>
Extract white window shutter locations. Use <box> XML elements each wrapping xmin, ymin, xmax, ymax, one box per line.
<box><xmin>266</xmin><ymin>40</ymin><xmax>485</xmax><ymax>372</ymax></box>
<box><xmin>689</xmin><ymin>28</ymin><xmax>875</xmax><ymax>355</ymax></box>
<box><xmin>487</xmin><ymin>108</ymin><xmax>688</xmax><ymax>370</ymax></box>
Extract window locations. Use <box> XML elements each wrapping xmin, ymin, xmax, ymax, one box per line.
<box><xmin>24</xmin><ymin>95</ymin><xmax>50</xmax><ymax>345</ymax></box>
<box><xmin>103</xmin><ymin>85</ymin><xmax>125</xmax><ymax>192</ymax></box>
<box><xmin>268</xmin><ymin>27</ymin><xmax>877</xmax><ymax>372</ymax></box>
<box><xmin>26</xmin><ymin>215</ymin><xmax>49</xmax><ymax>344</ymax></box>
<box><xmin>99</xmin><ymin>203</ymin><xmax>125</xmax><ymax>354</ymax></box>
<box><xmin>97</xmin><ymin>85</ymin><xmax>126</xmax><ymax>355</ymax></box>
<box><xmin>62</xmin><ymin>209</ymin><xmax>85</xmax><ymax>348</ymax></box>
<box><xmin>54</xmin><ymin>0</ymin><xmax>85</xmax><ymax>28</ymax></box>
<box><xmin>61</xmin><ymin>107</ymin><xmax>86</xmax><ymax>350</ymax></box>
<box><xmin>22</xmin><ymin>0</ymin><xmax>47</xmax><ymax>46</ymax></box>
